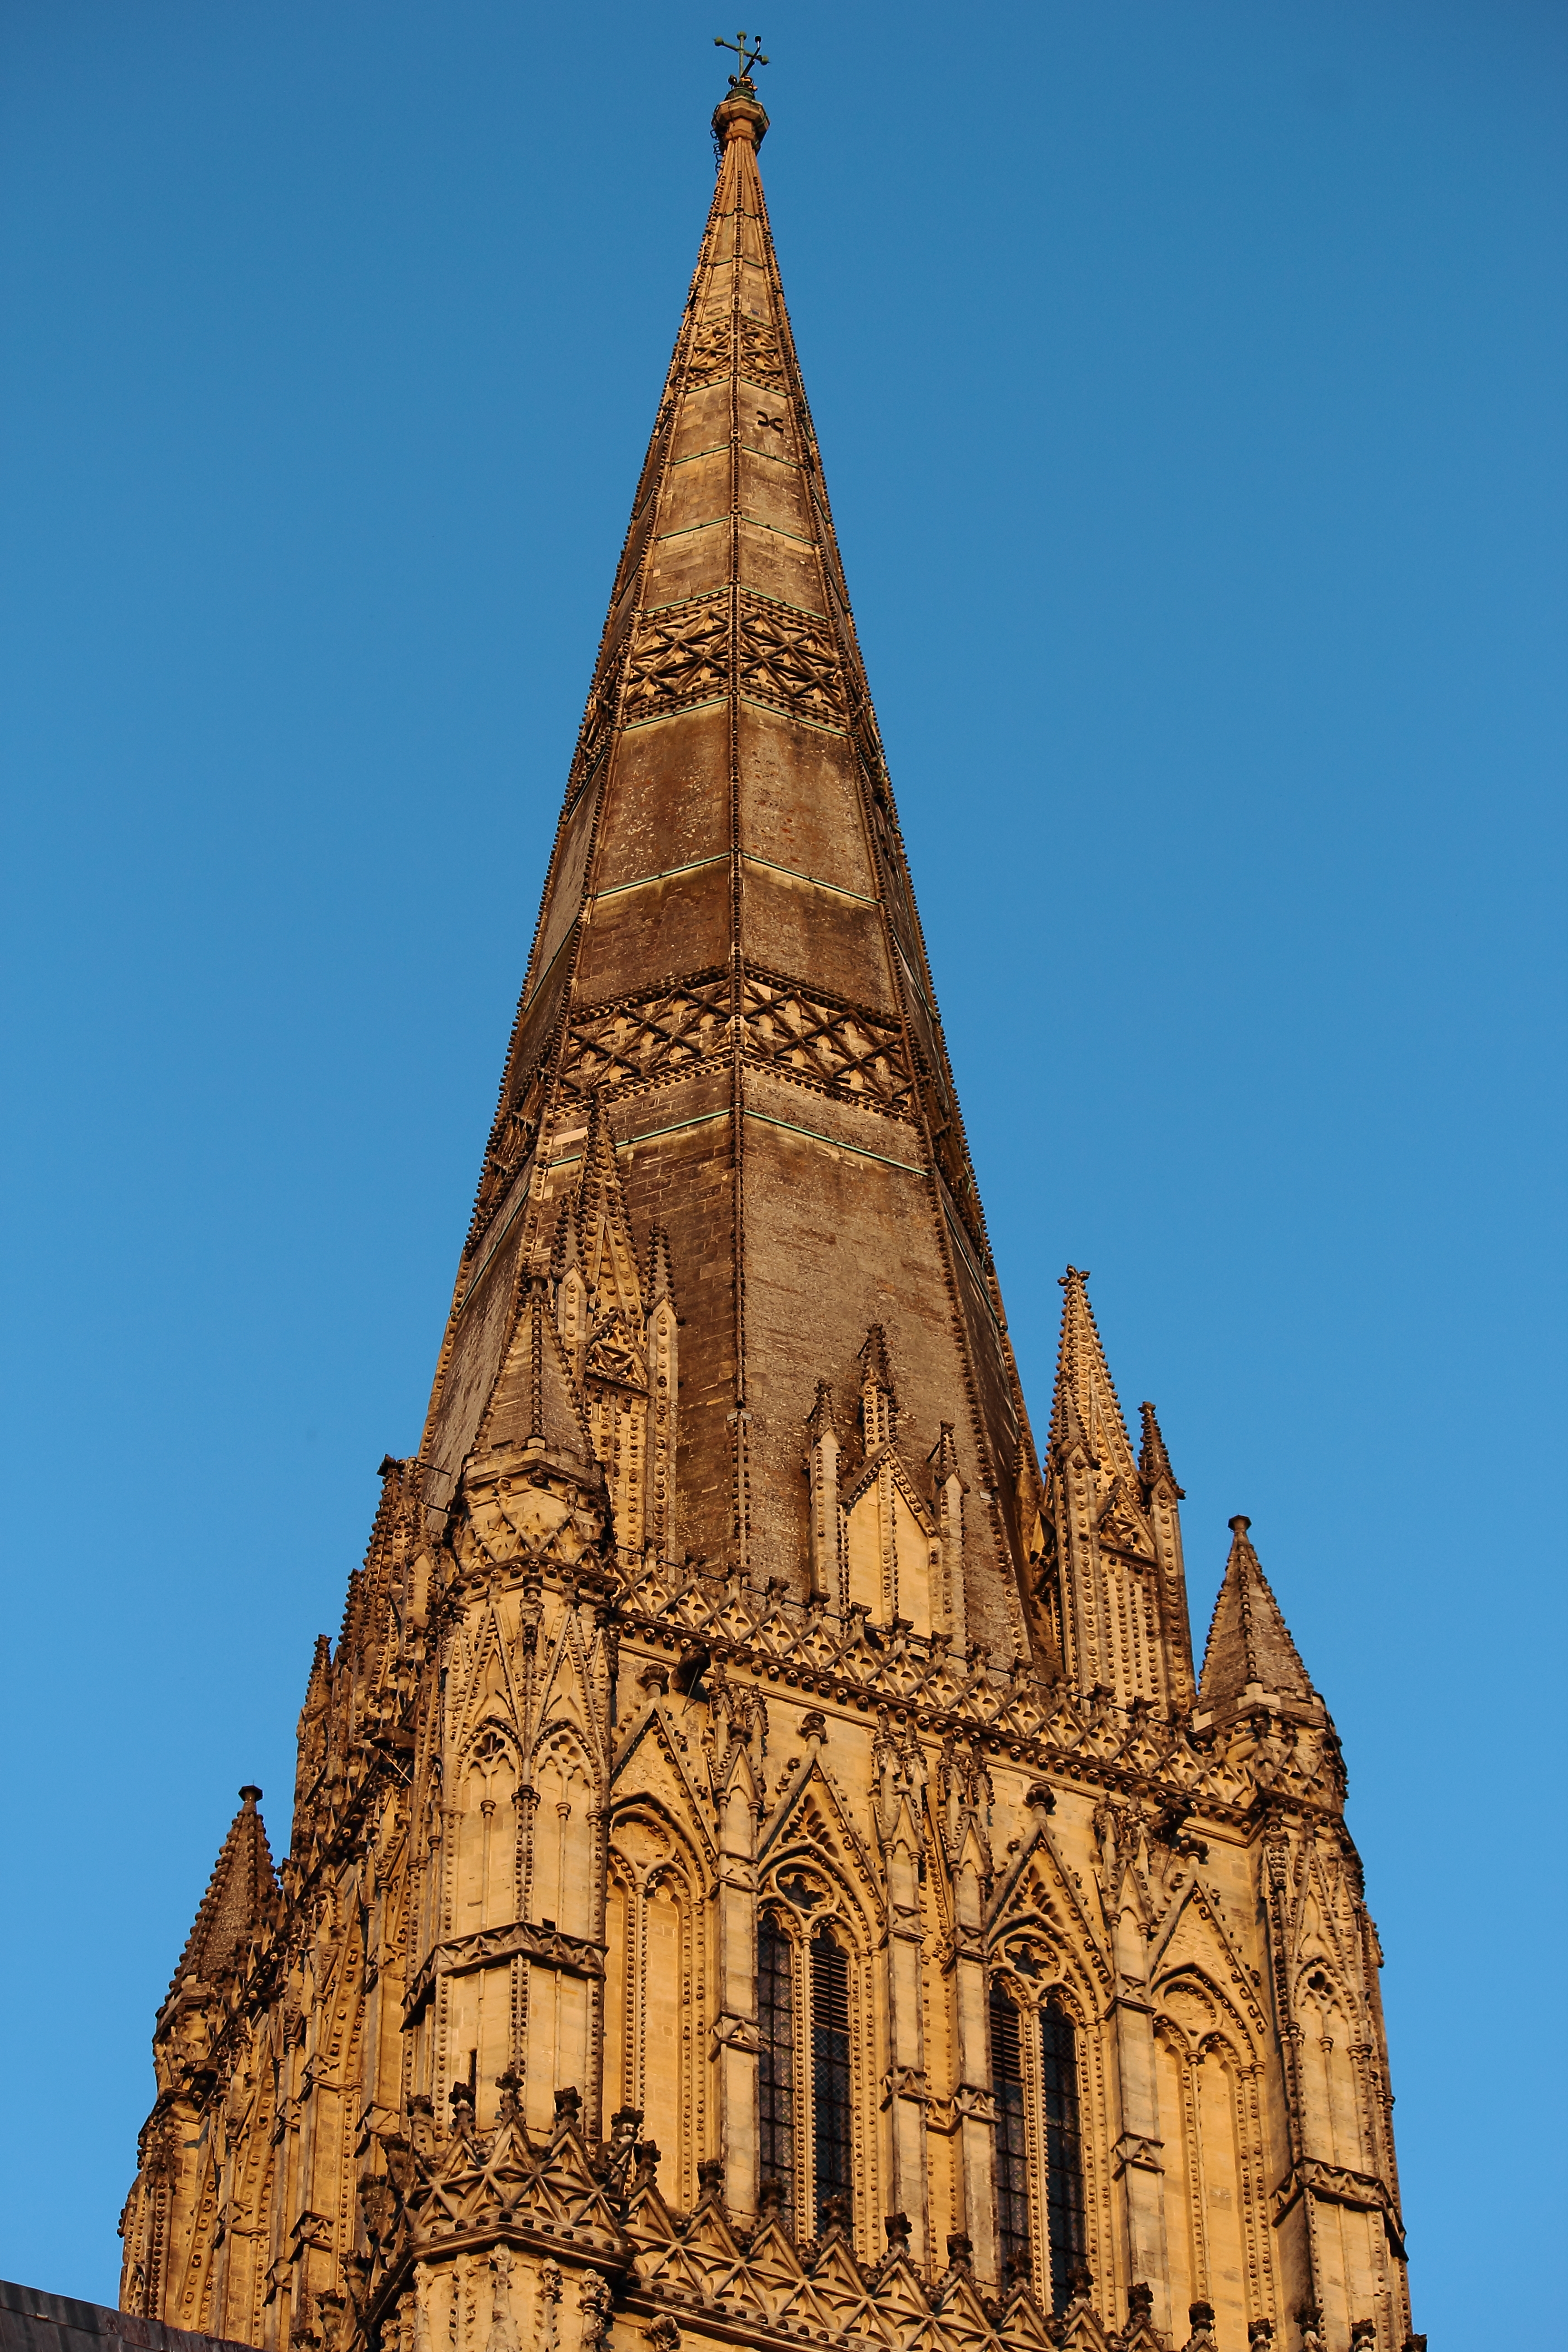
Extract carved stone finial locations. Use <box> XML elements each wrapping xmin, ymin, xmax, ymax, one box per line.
<box><xmin>578</xmin><ymin>2275</ymin><xmax>614</xmax><ymax>2352</ymax></box>
<box><xmin>805</xmin><ymin>1378</ymin><xmax>837</xmax><ymax>1441</ymax></box>
<box><xmin>819</xmin><ymin>2191</ymin><xmax>852</xmax><ymax>2235</ymax></box>
<box><xmin>946</xmin><ymin>2233</ymin><xmax>973</xmax><ymax>2271</ymax></box>
<box><xmin>757</xmin><ymin>2176</ymin><xmax>788</xmax><ymax>2220</ymax></box>
<box><xmin>884</xmin><ymin>2211</ymin><xmax>912</xmax><ymax>2252</ymax></box>
<box><xmin>553</xmin><ymin>2084</ymin><xmax>582</xmax><ymax>2127</ymax></box>
<box><xmin>696</xmin><ymin>2156</ymin><xmax>725</xmax><ymax>2203</ymax></box>
<box><xmin>642</xmin><ymin>2319</ymin><xmax>681</xmax><ymax>2352</ymax></box>
<box><xmin>1128</xmin><ymin>2285</ymin><xmax>1155</xmax><ymax>2322</ymax></box>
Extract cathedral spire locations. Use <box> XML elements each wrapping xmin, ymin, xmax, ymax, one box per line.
<box><xmin>124</xmin><ymin>77</ymin><xmax>1415</xmax><ymax>2352</ymax></box>
<box><xmin>1196</xmin><ymin>1514</ymin><xmax>1319</xmax><ymax>1720</ymax></box>
<box><xmin>416</xmin><ymin>63</ymin><xmax>1041</xmax><ymax>1655</ymax></box>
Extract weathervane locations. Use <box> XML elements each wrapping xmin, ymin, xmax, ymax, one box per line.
<box><xmin>714</xmin><ymin>28</ymin><xmax>769</xmax><ymax>87</ymax></box>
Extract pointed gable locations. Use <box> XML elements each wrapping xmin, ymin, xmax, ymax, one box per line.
<box><xmin>475</xmin><ymin>1275</ymin><xmax>594</xmax><ymax>1463</ymax></box>
<box><xmin>575</xmin><ymin>1093</ymin><xmax>646</xmax><ymax>1323</ymax></box>
<box><xmin>1198</xmin><ymin>1515</ymin><xmax>1317</xmax><ymax>1712</ymax></box>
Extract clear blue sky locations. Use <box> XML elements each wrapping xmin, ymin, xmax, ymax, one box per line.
<box><xmin>1</xmin><ymin>1</ymin><xmax>1563</xmax><ymax>2332</ymax></box>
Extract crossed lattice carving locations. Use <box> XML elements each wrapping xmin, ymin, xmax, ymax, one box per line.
<box><xmin>557</xmin><ymin>970</ymin><xmax>914</xmax><ymax>1116</ymax></box>
<box><xmin>739</xmin><ymin>315</ymin><xmax>787</xmax><ymax>388</ymax></box>
<box><xmin>621</xmin><ymin>595</ymin><xmax>844</xmax><ymax>731</ymax></box>
<box><xmin>623</xmin><ymin>597</ymin><xmax>729</xmax><ymax>721</ymax></box>
<box><xmin>740</xmin><ymin>973</ymin><xmax>913</xmax><ymax>1113</ymax></box>
<box><xmin>686</xmin><ymin>312</ymin><xmax>787</xmax><ymax>391</ymax></box>
<box><xmin>560</xmin><ymin>977</ymin><xmax>731</xmax><ymax>1094</ymax></box>
<box><xmin>685</xmin><ymin>317</ymin><xmax>732</xmax><ymax>387</ymax></box>
<box><xmin>738</xmin><ymin>596</ymin><xmax>845</xmax><ymax>727</ymax></box>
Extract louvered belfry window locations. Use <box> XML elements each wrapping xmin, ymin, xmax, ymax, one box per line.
<box><xmin>990</xmin><ymin>1984</ymin><xmax>1031</xmax><ymax>2285</ymax></box>
<box><xmin>1041</xmin><ymin>1999</ymin><xmax>1087</xmax><ymax>2313</ymax></box>
<box><xmin>757</xmin><ymin>1912</ymin><xmax>796</xmax><ymax>2219</ymax></box>
<box><xmin>809</xmin><ymin>1925</ymin><xmax>853</xmax><ymax>2226</ymax></box>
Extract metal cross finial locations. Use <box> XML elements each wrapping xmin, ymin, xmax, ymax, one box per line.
<box><xmin>714</xmin><ymin>28</ymin><xmax>769</xmax><ymax>84</ymax></box>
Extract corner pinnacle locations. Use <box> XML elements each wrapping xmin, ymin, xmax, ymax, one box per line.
<box><xmin>1197</xmin><ymin>1515</ymin><xmax>1317</xmax><ymax>1713</ymax></box>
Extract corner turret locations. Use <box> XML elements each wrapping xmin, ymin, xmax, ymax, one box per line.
<box><xmin>1195</xmin><ymin>1514</ymin><xmax>1323</xmax><ymax>1730</ymax></box>
<box><xmin>163</xmin><ymin>1784</ymin><xmax>278</xmax><ymax>2010</ymax></box>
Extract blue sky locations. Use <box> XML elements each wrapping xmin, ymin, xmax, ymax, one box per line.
<box><xmin>1</xmin><ymin>1</ymin><xmax>1563</xmax><ymax>2332</ymax></box>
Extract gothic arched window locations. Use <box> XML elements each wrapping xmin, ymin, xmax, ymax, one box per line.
<box><xmin>757</xmin><ymin>1911</ymin><xmax>796</xmax><ymax>2220</ymax></box>
<box><xmin>1041</xmin><ymin>1999</ymin><xmax>1087</xmax><ymax>2313</ymax></box>
<box><xmin>990</xmin><ymin>1984</ymin><xmax>1031</xmax><ymax>2286</ymax></box>
<box><xmin>809</xmin><ymin>1925</ymin><xmax>853</xmax><ymax>2227</ymax></box>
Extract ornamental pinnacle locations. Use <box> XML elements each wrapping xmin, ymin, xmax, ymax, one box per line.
<box><xmin>122</xmin><ymin>73</ymin><xmax>1416</xmax><ymax>2352</ymax></box>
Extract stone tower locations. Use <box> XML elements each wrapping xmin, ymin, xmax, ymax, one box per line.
<box><xmin>121</xmin><ymin>74</ymin><xmax>1416</xmax><ymax>2352</ymax></box>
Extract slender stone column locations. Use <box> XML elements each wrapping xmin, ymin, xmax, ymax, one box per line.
<box><xmin>711</xmin><ymin>1759</ymin><xmax>760</xmax><ymax>2215</ymax></box>
<box><xmin>882</xmin><ymin>1826</ymin><xmax>931</xmax><ymax>2262</ymax></box>
<box><xmin>1109</xmin><ymin>1900</ymin><xmax>1171</xmax><ymax>2316</ymax></box>
<box><xmin>950</xmin><ymin>1845</ymin><xmax>997</xmax><ymax>2283</ymax></box>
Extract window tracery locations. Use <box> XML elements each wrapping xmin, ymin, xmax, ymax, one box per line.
<box><xmin>752</xmin><ymin>1886</ymin><xmax>865</xmax><ymax>2239</ymax></box>
<box><xmin>990</xmin><ymin>1984</ymin><xmax>1030</xmax><ymax>2285</ymax></box>
<box><xmin>757</xmin><ymin>1911</ymin><xmax>796</xmax><ymax>2220</ymax></box>
<box><xmin>990</xmin><ymin>1975</ymin><xmax>1088</xmax><ymax>2313</ymax></box>
<box><xmin>809</xmin><ymin>1925</ymin><xmax>853</xmax><ymax>2229</ymax></box>
<box><xmin>1041</xmin><ymin>1998</ymin><xmax>1087</xmax><ymax>2314</ymax></box>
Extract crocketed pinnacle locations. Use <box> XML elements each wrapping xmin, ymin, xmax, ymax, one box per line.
<box><xmin>167</xmin><ymin>1785</ymin><xmax>278</xmax><ymax>1998</ymax></box>
<box><xmin>1048</xmin><ymin>1268</ymin><xmax>1133</xmax><ymax>1474</ymax></box>
<box><xmin>1197</xmin><ymin>1516</ymin><xmax>1316</xmax><ymax>1711</ymax></box>
<box><xmin>1138</xmin><ymin>1400</ymin><xmax>1182</xmax><ymax>1495</ymax></box>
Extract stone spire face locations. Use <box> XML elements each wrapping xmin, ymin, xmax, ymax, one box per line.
<box><xmin>422</xmin><ymin>78</ymin><xmax>1036</xmax><ymax>1658</ymax></box>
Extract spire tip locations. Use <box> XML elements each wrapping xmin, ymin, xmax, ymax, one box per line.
<box><xmin>711</xmin><ymin>32</ymin><xmax>770</xmax><ymax>150</ymax></box>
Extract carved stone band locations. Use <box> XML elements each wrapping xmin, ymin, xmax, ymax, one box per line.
<box><xmin>403</xmin><ymin>1917</ymin><xmax>607</xmax><ymax>2022</ymax></box>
